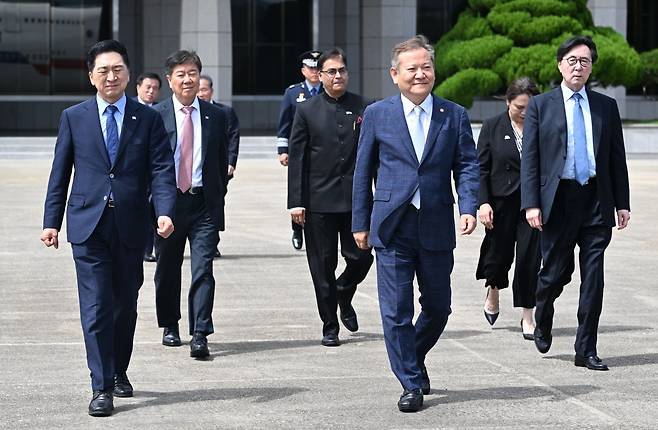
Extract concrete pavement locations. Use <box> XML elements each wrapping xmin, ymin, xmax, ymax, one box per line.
<box><xmin>1</xmin><ymin>154</ymin><xmax>657</xmax><ymax>429</ymax></box>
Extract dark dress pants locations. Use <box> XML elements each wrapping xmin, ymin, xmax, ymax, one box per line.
<box><xmin>375</xmin><ymin>206</ymin><xmax>453</xmax><ymax>391</ymax></box>
<box><xmin>155</xmin><ymin>192</ymin><xmax>218</xmax><ymax>336</ymax></box>
<box><xmin>71</xmin><ymin>206</ymin><xmax>143</xmax><ymax>391</ymax></box>
<box><xmin>304</xmin><ymin>211</ymin><xmax>374</xmax><ymax>336</ymax></box>
<box><xmin>476</xmin><ymin>189</ymin><xmax>541</xmax><ymax>307</ymax></box>
<box><xmin>535</xmin><ymin>180</ymin><xmax>612</xmax><ymax>357</ymax></box>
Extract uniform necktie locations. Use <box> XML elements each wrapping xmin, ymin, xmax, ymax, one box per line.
<box><xmin>178</xmin><ymin>106</ymin><xmax>195</xmax><ymax>193</ymax></box>
<box><xmin>410</xmin><ymin>105</ymin><xmax>426</xmax><ymax>208</ymax></box>
<box><xmin>104</xmin><ymin>105</ymin><xmax>119</xmax><ymax>165</ymax></box>
<box><xmin>310</xmin><ymin>87</ymin><xmax>317</xmax><ymax>97</ymax></box>
<box><xmin>572</xmin><ymin>93</ymin><xmax>589</xmax><ymax>185</ymax></box>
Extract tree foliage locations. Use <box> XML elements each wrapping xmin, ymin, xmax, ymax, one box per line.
<box><xmin>433</xmin><ymin>0</ymin><xmax>642</xmax><ymax>107</ymax></box>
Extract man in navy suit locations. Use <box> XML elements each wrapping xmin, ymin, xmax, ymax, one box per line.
<box><xmin>352</xmin><ymin>35</ymin><xmax>479</xmax><ymax>412</ymax></box>
<box><xmin>153</xmin><ymin>50</ymin><xmax>229</xmax><ymax>359</ymax></box>
<box><xmin>521</xmin><ymin>36</ymin><xmax>630</xmax><ymax>370</ymax></box>
<box><xmin>41</xmin><ymin>40</ymin><xmax>176</xmax><ymax>417</ymax></box>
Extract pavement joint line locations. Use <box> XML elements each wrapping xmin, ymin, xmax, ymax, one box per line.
<box><xmin>447</xmin><ymin>339</ymin><xmax>619</xmax><ymax>426</ymax></box>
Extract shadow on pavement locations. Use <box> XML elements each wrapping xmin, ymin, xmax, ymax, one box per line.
<box><xmin>494</xmin><ymin>325</ymin><xmax>648</xmax><ymax>337</ymax></box>
<box><xmin>544</xmin><ymin>352</ymin><xmax>658</xmax><ymax>367</ymax></box>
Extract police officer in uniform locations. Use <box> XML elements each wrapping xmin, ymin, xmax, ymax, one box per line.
<box><xmin>288</xmin><ymin>47</ymin><xmax>374</xmax><ymax>346</ymax></box>
<box><xmin>277</xmin><ymin>50</ymin><xmax>322</xmax><ymax>250</ymax></box>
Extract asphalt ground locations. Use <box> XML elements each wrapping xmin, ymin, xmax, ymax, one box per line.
<box><xmin>1</xmin><ymin>152</ymin><xmax>657</xmax><ymax>429</ymax></box>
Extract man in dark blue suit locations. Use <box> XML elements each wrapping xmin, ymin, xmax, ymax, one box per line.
<box><xmin>521</xmin><ymin>36</ymin><xmax>630</xmax><ymax>370</ymax></box>
<box><xmin>41</xmin><ymin>40</ymin><xmax>176</xmax><ymax>417</ymax></box>
<box><xmin>153</xmin><ymin>50</ymin><xmax>229</xmax><ymax>359</ymax></box>
<box><xmin>352</xmin><ymin>35</ymin><xmax>479</xmax><ymax>412</ymax></box>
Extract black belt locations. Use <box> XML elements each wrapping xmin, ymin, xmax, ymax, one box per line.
<box><xmin>179</xmin><ymin>186</ymin><xmax>203</xmax><ymax>195</ymax></box>
<box><xmin>561</xmin><ymin>177</ymin><xmax>596</xmax><ymax>186</ymax></box>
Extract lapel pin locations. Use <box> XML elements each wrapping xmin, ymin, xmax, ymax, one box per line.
<box><xmin>504</xmin><ymin>135</ymin><xmax>511</xmax><ymax>140</ymax></box>
<box><xmin>439</xmin><ymin>108</ymin><xmax>445</xmax><ymax>113</ymax></box>
<box><xmin>346</xmin><ymin>111</ymin><xmax>353</xmax><ymax>115</ymax></box>
<box><xmin>131</xmin><ymin>116</ymin><xmax>136</xmax><ymax>120</ymax></box>
<box><xmin>205</xmin><ymin>115</ymin><xmax>209</xmax><ymax>120</ymax></box>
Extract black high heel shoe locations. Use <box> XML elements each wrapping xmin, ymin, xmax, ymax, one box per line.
<box><xmin>521</xmin><ymin>320</ymin><xmax>534</xmax><ymax>340</ymax></box>
<box><xmin>483</xmin><ymin>287</ymin><xmax>499</xmax><ymax>326</ymax></box>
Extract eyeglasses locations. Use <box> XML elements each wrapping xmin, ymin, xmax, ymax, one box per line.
<box><xmin>563</xmin><ymin>56</ymin><xmax>592</xmax><ymax>67</ymax></box>
<box><xmin>321</xmin><ymin>67</ymin><xmax>348</xmax><ymax>77</ymax></box>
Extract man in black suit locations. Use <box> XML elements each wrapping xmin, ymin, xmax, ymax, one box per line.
<box><xmin>521</xmin><ymin>36</ymin><xmax>631</xmax><ymax>370</ymax></box>
<box><xmin>288</xmin><ymin>47</ymin><xmax>373</xmax><ymax>346</ymax></box>
<box><xmin>154</xmin><ymin>50</ymin><xmax>229</xmax><ymax>358</ymax></box>
<box><xmin>198</xmin><ymin>74</ymin><xmax>240</xmax><ymax>258</ymax></box>
<box><xmin>41</xmin><ymin>40</ymin><xmax>176</xmax><ymax>416</ymax></box>
<box><xmin>134</xmin><ymin>72</ymin><xmax>162</xmax><ymax>262</ymax></box>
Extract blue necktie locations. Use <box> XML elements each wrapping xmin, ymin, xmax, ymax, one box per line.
<box><xmin>104</xmin><ymin>105</ymin><xmax>119</xmax><ymax>165</ymax></box>
<box><xmin>572</xmin><ymin>93</ymin><xmax>589</xmax><ymax>185</ymax></box>
<box><xmin>309</xmin><ymin>87</ymin><xmax>317</xmax><ymax>97</ymax></box>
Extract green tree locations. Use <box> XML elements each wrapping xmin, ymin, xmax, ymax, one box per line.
<box><xmin>434</xmin><ymin>0</ymin><xmax>642</xmax><ymax>107</ymax></box>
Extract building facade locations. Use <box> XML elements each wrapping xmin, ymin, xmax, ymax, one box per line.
<box><xmin>0</xmin><ymin>0</ymin><xmax>656</xmax><ymax>134</ymax></box>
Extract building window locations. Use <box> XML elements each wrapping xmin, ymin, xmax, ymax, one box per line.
<box><xmin>0</xmin><ymin>0</ymin><xmax>113</xmax><ymax>95</ymax></box>
<box><xmin>416</xmin><ymin>0</ymin><xmax>468</xmax><ymax>44</ymax></box>
<box><xmin>231</xmin><ymin>0</ymin><xmax>312</xmax><ymax>95</ymax></box>
<box><xmin>627</xmin><ymin>0</ymin><xmax>658</xmax><ymax>95</ymax></box>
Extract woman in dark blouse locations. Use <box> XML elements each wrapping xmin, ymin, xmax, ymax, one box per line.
<box><xmin>477</xmin><ymin>77</ymin><xmax>541</xmax><ymax>340</ymax></box>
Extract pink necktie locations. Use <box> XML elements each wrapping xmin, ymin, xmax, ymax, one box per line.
<box><xmin>178</xmin><ymin>106</ymin><xmax>194</xmax><ymax>192</ymax></box>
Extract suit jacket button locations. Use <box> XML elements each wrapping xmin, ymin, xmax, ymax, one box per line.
<box><xmin>109</xmin><ymin>173</ymin><xmax>115</xmax><ymax>179</ymax></box>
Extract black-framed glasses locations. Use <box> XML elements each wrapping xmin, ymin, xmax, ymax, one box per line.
<box><xmin>321</xmin><ymin>67</ymin><xmax>348</xmax><ymax>77</ymax></box>
<box><xmin>563</xmin><ymin>56</ymin><xmax>592</xmax><ymax>67</ymax></box>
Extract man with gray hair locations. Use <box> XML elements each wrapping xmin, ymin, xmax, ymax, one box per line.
<box><xmin>352</xmin><ymin>35</ymin><xmax>479</xmax><ymax>412</ymax></box>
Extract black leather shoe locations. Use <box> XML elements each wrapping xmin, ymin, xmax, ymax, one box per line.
<box><xmin>398</xmin><ymin>388</ymin><xmax>423</xmax><ymax>412</ymax></box>
<box><xmin>214</xmin><ymin>247</ymin><xmax>221</xmax><ymax>258</ymax></box>
<box><xmin>113</xmin><ymin>372</ymin><xmax>133</xmax><ymax>397</ymax></box>
<box><xmin>292</xmin><ymin>231</ymin><xmax>303</xmax><ymax>250</ymax></box>
<box><xmin>190</xmin><ymin>332</ymin><xmax>210</xmax><ymax>358</ymax></box>
<box><xmin>162</xmin><ymin>326</ymin><xmax>182</xmax><ymax>347</ymax></box>
<box><xmin>575</xmin><ymin>354</ymin><xmax>609</xmax><ymax>371</ymax></box>
<box><xmin>534</xmin><ymin>327</ymin><xmax>552</xmax><ymax>354</ymax></box>
<box><xmin>88</xmin><ymin>390</ymin><xmax>113</xmax><ymax>417</ymax></box>
<box><xmin>521</xmin><ymin>320</ymin><xmax>534</xmax><ymax>341</ymax></box>
<box><xmin>483</xmin><ymin>287</ymin><xmax>499</xmax><ymax>326</ymax></box>
<box><xmin>143</xmin><ymin>252</ymin><xmax>156</xmax><ymax>262</ymax></box>
<box><xmin>420</xmin><ymin>365</ymin><xmax>430</xmax><ymax>395</ymax></box>
<box><xmin>321</xmin><ymin>333</ymin><xmax>340</xmax><ymax>347</ymax></box>
<box><xmin>339</xmin><ymin>301</ymin><xmax>359</xmax><ymax>332</ymax></box>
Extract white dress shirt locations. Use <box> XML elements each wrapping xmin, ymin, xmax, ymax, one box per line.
<box><xmin>172</xmin><ymin>95</ymin><xmax>203</xmax><ymax>187</ymax></box>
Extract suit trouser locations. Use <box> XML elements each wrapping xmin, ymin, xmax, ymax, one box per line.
<box><xmin>476</xmin><ymin>189</ymin><xmax>541</xmax><ymax>307</ymax></box>
<box><xmin>535</xmin><ymin>179</ymin><xmax>612</xmax><ymax>357</ymax></box>
<box><xmin>71</xmin><ymin>206</ymin><xmax>143</xmax><ymax>391</ymax></box>
<box><xmin>155</xmin><ymin>191</ymin><xmax>218</xmax><ymax>336</ymax></box>
<box><xmin>375</xmin><ymin>206</ymin><xmax>453</xmax><ymax>390</ymax></box>
<box><xmin>303</xmin><ymin>211</ymin><xmax>373</xmax><ymax>336</ymax></box>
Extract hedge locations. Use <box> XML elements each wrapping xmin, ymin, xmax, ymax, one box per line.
<box><xmin>434</xmin><ymin>68</ymin><xmax>502</xmax><ymax>108</ymax></box>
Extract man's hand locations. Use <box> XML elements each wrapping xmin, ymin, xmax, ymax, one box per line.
<box><xmin>278</xmin><ymin>153</ymin><xmax>289</xmax><ymax>166</ymax></box>
<box><xmin>291</xmin><ymin>208</ymin><xmax>305</xmax><ymax>226</ymax></box>
<box><xmin>353</xmin><ymin>231</ymin><xmax>370</xmax><ymax>250</ymax></box>
<box><xmin>228</xmin><ymin>165</ymin><xmax>235</xmax><ymax>176</ymax></box>
<box><xmin>478</xmin><ymin>203</ymin><xmax>494</xmax><ymax>230</ymax></box>
<box><xmin>157</xmin><ymin>216</ymin><xmax>174</xmax><ymax>238</ymax></box>
<box><xmin>41</xmin><ymin>228</ymin><xmax>59</xmax><ymax>249</ymax></box>
<box><xmin>617</xmin><ymin>209</ymin><xmax>630</xmax><ymax>230</ymax></box>
<box><xmin>525</xmin><ymin>207</ymin><xmax>543</xmax><ymax>231</ymax></box>
<box><xmin>459</xmin><ymin>215</ymin><xmax>477</xmax><ymax>235</ymax></box>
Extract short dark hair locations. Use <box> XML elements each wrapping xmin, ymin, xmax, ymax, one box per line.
<box><xmin>317</xmin><ymin>47</ymin><xmax>347</xmax><ymax>72</ymax></box>
<box><xmin>86</xmin><ymin>39</ymin><xmax>130</xmax><ymax>72</ymax></box>
<box><xmin>200</xmin><ymin>74</ymin><xmax>213</xmax><ymax>88</ymax></box>
<box><xmin>165</xmin><ymin>50</ymin><xmax>202</xmax><ymax>75</ymax></box>
<box><xmin>506</xmin><ymin>77</ymin><xmax>539</xmax><ymax>102</ymax></box>
<box><xmin>136</xmin><ymin>72</ymin><xmax>162</xmax><ymax>88</ymax></box>
<box><xmin>556</xmin><ymin>36</ymin><xmax>598</xmax><ymax>64</ymax></box>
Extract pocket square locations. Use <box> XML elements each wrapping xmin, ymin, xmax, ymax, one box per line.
<box><xmin>504</xmin><ymin>135</ymin><xmax>511</xmax><ymax>140</ymax></box>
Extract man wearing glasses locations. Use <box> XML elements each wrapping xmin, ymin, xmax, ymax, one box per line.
<box><xmin>521</xmin><ymin>36</ymin><xmax>631</xmax><ymax>371</ymax></box>
<box><xmin>287</xmin><ymin>48</ymin><xmax>374</xmax><ymax>347</ymax></box>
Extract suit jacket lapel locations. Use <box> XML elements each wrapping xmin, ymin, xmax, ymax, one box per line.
<box><xmin>84</xmin><ymin>98</ymin><xmax>111</xmax><ymax>168</ymax></box>
<box><xmin>114</xmin><ymin>98</ymin><xmax>139</xmax><ymax>167</ymax></box>
<box><xmin>553</xmin><ymin>87</ymin><xmax>568</xmax><ymax>153</ymax></box>
<box><xmin>392</xmin><ymin>96</ymin><xmax>419</xmax><ymax>163</ymax></box>
<box><xmin>199</xmin><ymin>101</ymin><xmax>210</xmax><ymax>167</ymax></box>
<box><xmin>420</xmin><ymin>95</ymin><xmax>447</xmax><ymax>164</ymax></box>
<box><xmin>587</xmin><ymin>89</ymin><xmax>602</xmax><ymax>158</ymax></box>
<box><xmin>161</xmin><ymin>98</ymin><xmax>178</xmax><ymax>151</ymax></box>
<box><xmin>500</xmin><ymin>115</ymin><xmax>519</xmax><ymax>164</ymax></box>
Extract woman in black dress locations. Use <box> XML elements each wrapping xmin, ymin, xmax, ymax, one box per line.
<box><xmin>477</xmin><ymin>77</ymin><xmax>541</xmax><ymax>339</ymax></box>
